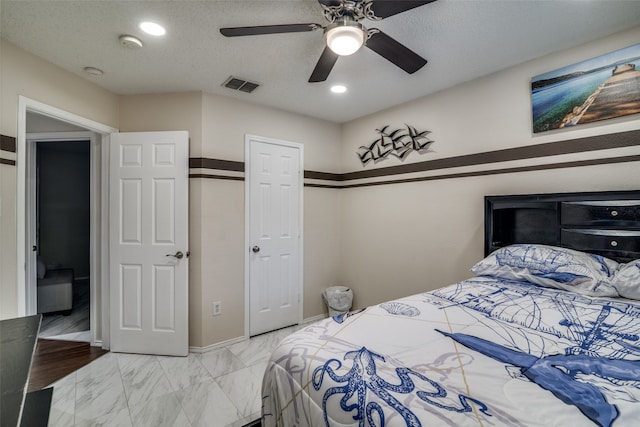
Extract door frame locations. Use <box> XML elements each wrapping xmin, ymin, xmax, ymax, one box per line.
<box><xmin>243</xmin><ymin>134</ymin><xmax>304</xmax><ymax>338</ymax></box>
<box><xmin>17</xmin><ymin>96</ymin><xmax>117</xmax><ymax>347</ymax></box>
<box><xmin>26</xmin><ymin>132</ymin><xmax>94</xmax><ymax>339</ymax></box>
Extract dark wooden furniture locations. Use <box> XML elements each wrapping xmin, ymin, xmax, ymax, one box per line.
<box><xmin>485</xmin><ymin>190</ymin><xmax>640</xmax><ymax>263</ymax></box>
<box><xmin>0</xmin><ymin>315</ymin><xmax>52</xmax><ymax>427</ymax></box>
<box><xmin>20</xmin><ymin>389</ymin><xmax>53</xmax><ymax>427</ymax></box>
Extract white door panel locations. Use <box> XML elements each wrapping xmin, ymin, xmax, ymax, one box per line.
<box><xmin>110</xmin><ymin>131</ymin><xmax>188</xmax><ymax>356</ymax></box>
<box><xmin>247</xmin><ymin>136</ymin><xmax>303</xmax><ymax>336</ymax></box>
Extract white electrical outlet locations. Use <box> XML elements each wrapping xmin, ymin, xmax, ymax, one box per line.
<box><xmin>213</xmin><ymin>301</ymin><xmax>222</xmax><ymax>316</ymax></box>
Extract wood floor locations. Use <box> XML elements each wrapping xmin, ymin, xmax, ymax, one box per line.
<box><xmin>27</xmin><ymin>339</ymin><xmax>108</xmax><ymax>392</ymax></box>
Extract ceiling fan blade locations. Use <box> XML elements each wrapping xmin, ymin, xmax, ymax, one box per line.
<box><xmin>368</xmin><ymin>0</ymin><xmax>438</xmax><ymax>19</ymax></box>
<box><xmin>220</xmin><ymin>23</ymin><xmax>319</xmax><ymax>37</ymax></box>
<box><xmin>366</xmin><ymin>30</ymin><xmax>427</xmax><ymax>74</ymax></box>
<box><xmin>309</xmin><ymin>47</ymin><xmax>340</xmax><ymax>83</ymax></box>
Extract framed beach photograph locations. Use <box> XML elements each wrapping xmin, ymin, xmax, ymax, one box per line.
<box><xmin>531</xmin><ymin>42</ymin><xmax>640</xmax><ymax>133</ymax></box>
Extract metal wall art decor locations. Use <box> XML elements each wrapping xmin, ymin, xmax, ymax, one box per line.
<box><xmin>357</xmin><ymin>124</ymin><xmax>434</xmax><ymax>165</ymax></box>
<box><xmin>532</xmin><ymin>42</ymin><xmax>640</xmax><ymax>133</ymax></box>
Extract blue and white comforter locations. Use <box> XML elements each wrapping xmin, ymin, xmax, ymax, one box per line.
<box><xmin>262</xmin><ymin>277</ymin><xmax>640</xmax><ymax>426</ymax></box>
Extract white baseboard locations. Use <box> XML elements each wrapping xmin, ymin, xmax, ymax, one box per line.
<box><xmin>303</xmin><ymin>314</ymin><xmax>328</xmax><ymax>324</ymax></box>
<box><xmin>189</xmin><ymin>315</ymin><xmax>328</xmax><ymax>354</ymax></box>
<box><xmin>189</xmin><ymin>335</ymin><xmax>246</xmax><ymax>354</ymax></box>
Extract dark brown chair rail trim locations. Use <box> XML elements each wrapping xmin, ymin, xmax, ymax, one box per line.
<box><xmin>189</xmin><ymin>173</ymin><xmax>244</xmax><ymax>181</ymax></box>
<box><xmin>304</xmin><ymin>183</ymin><xmax>343</xmax><ymax>189</ymax></box>
<box><xmin>304</xmin><ymin>170</ymin><xmax>343</xmax><ymax>181</ymax></box>
<box><xmin>189</xmin><ymin>154</ymin><xmax>640</xmax><ymax>189</ymax></box>
<box><xmin>190</xmin><ymin>158</ymin><xmax>244</xmax><ymax>172</ymax></box>
<box><xmin>341</xmin><ymin>128</ymin><xmax>640</xmax><ymax>181</ymax></box>
<box><xmin>1</xmin><ymin>135</ymin><xmax>17</xmax><ymax>153</ymax></box>
<box><xmin>190</xmin><ymin>129</ymin><xmax>640</xmax><ymax>183</ymax></box>
<box><xmin>337</xmin><ymin>154</ymin><xmax>640</xmax><ymax>189</ymax></box>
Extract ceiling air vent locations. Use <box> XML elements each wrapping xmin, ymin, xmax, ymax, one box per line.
<box><xmin>222</xmin><ymin>76</ymin><xmax>260</xmax><ymax>93</ymax></box>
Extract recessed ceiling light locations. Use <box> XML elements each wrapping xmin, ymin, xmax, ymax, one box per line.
<box><xmin>119</xmin><ymin>35</ymin><xmax>143</xmax><ymax>49</ymax></box>
<box><xmin>139</xmin><ymin>21</ymin><xmax>166</xmax><ymax>36</ymax></box>
<box><xmin>83</xmin><ymin>66</ymin><xmax>104</xmax><ymax>76</ymax></box>
<box><xmin>330</xmin><ymin>85</ymin><xmax>347</xmax><ymax>94</ymax></box>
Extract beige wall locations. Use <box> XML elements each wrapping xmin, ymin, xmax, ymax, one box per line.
<box><xmin>118</xmin><ymin>92</ymin><xmax>203</xmax><ymax>156</ymax></box>
<box><xmin>0</xmin><ymin>39</ymin><xmax>119</xmax><ymax>138</ymax></box>
<box><xmin>200</xmin><ymin>93</ymin><xmax>343</xmax><ymax>172</ymax></box>
<box><xmin>0</xmin><ymin>39</ymin><xmax>119</xmax><ymax>320</ymax></box>
<box><xmin>339</xmin><ymin>26</ymin><xmax>640</xmax><ymax>309</ymax></box>
<box><xmin>0</xmin><ymin>163</ymin><xmax>18</xmax><ymax>318</ymax></box>
<box><xmin>196</xmin><ymin>92</ymin><xmax>342</xmax><ymax>346</ymax></box>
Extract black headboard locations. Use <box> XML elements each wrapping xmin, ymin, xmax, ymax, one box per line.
<box><xmin>485</xmin><ymin>190</ymin><xmax>640</xmax><ymax>263</ymax></box>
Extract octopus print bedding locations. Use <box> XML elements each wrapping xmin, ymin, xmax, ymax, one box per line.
<box><xmin>262</xmin><ymin>276</ymin><xmax>640</xmax><ymax>426</ymax></box>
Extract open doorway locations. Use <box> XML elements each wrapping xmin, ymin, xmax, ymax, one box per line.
<box><xmin>18</xmin><ymin>97</ymin><xmax>189</xmax><ymax>355</ymax></box>
<box><xmin>35</xmin><ymin>139</ymin><xmax>91</xmax><ymax>341</ymax></box>
<box><xmin>19</xmin><ymin>100</ymin><xmax>117</xmax><ymax>348</ymax></box>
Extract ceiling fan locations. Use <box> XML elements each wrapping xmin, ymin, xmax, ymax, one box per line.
<box><xmin>220</xmin><ymin>0</ymin><xmax>437</xmax><ymax>83</ymax></box>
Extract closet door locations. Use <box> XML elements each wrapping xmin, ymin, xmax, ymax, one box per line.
<box><xmin>246</xmin><ymin>135</ymin><xmax>303</xmax><ymax>336</ymax></box>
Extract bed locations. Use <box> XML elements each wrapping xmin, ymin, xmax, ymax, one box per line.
<box><xmin>261</xmin><ymin>190</ymin><xmax>640</xmax><ymax>427</ymax></box>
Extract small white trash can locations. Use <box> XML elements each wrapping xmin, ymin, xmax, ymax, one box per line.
<box><xmin>322</xmin><ymin>286</ymin><xmax>353</xmax><ymax>317</ymax></box>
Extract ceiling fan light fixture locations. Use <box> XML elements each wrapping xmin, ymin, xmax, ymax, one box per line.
<box><xmin>325</xmin><ymin>20</ymin><xmax>365</xmax><ymax>56</ymax></box>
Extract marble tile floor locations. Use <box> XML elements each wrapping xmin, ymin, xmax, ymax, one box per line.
<box><xmin>47</xmin><ymin>324</ymin><xmax>305</xmax><ymax>427</ymax></box>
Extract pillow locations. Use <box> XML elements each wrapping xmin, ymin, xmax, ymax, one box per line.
<box><xmin>611</xmin><ymin>260</ymin><xmax>640</xmax><ymax>300</ymax></box>
<box><xmin>471</xmin><ymin>244</ymin><xmax>619</xmax><ymax>297</ymax></box>
<box><xmin>37</xmin><ymin>256</ymin><xmax>47</xmax><ymax>280</ymax></box>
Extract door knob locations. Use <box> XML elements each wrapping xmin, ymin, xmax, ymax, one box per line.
<box><xmin>252</xmin><ymin>246</ymin><xmax>260</xmax><ymax>253</ymax></box>
<box><xmin>166</xmin><ymin>251</ymin><xmax>184</xmax><ymax>259</ymax></box>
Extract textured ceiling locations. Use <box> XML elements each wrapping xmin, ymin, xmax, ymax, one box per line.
<box><xmin>2</xmin><ymin>1</ymin><xmax>640</xmax><ymax>123</ymax></box>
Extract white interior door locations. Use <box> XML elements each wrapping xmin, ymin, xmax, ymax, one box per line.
<box><xmin>247</xmin><ymin>135</ymin><xmax>303</xmax><ymax>336</ymax></box>
<box><xmin>109</xmin><ymin>131</ymin><xmax>189</xmax><ymax>356</ymax></box>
